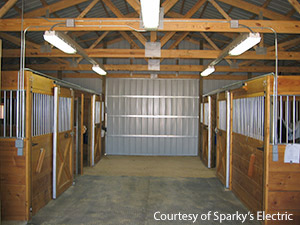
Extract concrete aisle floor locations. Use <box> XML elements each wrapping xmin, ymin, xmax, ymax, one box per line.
<box><xmin>26</xmin><ymin>156</ymin><xmax>259</xmax><ymax>225</ymax></box>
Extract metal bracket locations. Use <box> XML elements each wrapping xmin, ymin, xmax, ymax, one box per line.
<box><xmin>15</xmin><ymin>139</ymin><xmax>24</xmax><ymax>156</ymax></box>
<box><xmin>230</xmin><ymin>20</ymin><xmax>239</xmax><ymax>29</ymax></box>
<box><xmin>256</xmin><ymin>47</ymin><xmax>267</xmax><ymax>55</ymax></box>
<box><xmin>66</xmin><ymin>19</ymin><xmax>75</xmax><ymax>27</ymax></box>
<box><xmin>272</xmin><ymin>144</ymin><xmax>279</xmax><ymax>161</ymax></box>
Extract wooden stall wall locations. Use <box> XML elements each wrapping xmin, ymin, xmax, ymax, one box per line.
<box><xmin>0</xmin><ymin>139</ymin><xmax>27</xmax><ymax>220</ymax></box>
<box><xmin>231</xmin><ymin>76</ymin><xmax>266</xmax><ymax>215</ymax></box>
<box><xmin>264</xmin><ymin>75</ymin><xmax>300</xmax><ymax>225</ymax></box>
<box><xmin>231</xmin><ymin>134</ymin><xmax>264</xmax><ymax>213</ymax></box>
<box><xmin>265</xmin><ymin>145</ymin><xmax>300</xmax><ymax>225</ymax></box>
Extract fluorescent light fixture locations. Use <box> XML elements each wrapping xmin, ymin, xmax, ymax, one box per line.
<box><xmin>92</xmin><ymin>65</ymin><xmax>107</xmax><ymax>76</ymax></box>
<box><xmin>229</xmin><ymin>33</ymin><xmax>261</xmax><ymax>56</ymax></box>
<box><xmin>140</xmin><ymin>0</ymin><xmax>160</xmax><ymax>30</ymax></box>
<box><xmin>43</xmin><ymin>31</ymin><xmax>77</xmax><ymax>54</ymax></box>
<box><xmin>201</xmin><ymin>66</ymin><xmax>215</xmax><ymax>76</ymax></box>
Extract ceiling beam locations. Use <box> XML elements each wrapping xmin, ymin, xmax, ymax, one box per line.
<box><xmin>24</xmin><ymin>0</ymin><xmax>89</xmax><ymax>18</ymax></box>
<box><xmin>0</xmin><ymin>0</ymin><xmax>17</xmax><ymax>18</ymax></box>
<box><xmin>1</xmin><ymin>18</ymin><xmax>299</xmax><ymax>33</ymax></box>
<box><xmin>4</xmin><ymin>48</ymin><xmax>300</xmax><ymax>60</ymax></box>
<box><xmin>288</xmin><ymin>0</ymin><xmax>300</xmax><ymax>15</ymax></box>
<box><xmin>4</xmin><ymin>64</ymin><xmax>299</xmax><ymax>73</ymax></box>
<box><xmin>62</xmin><ymin>72</ymin><xmax>248</xmax><ymax>80</ymax></box>
<box><xmin>218</xmin><ymin>0</ymin><xmax>294</xmax><ymax>20</ymax></box>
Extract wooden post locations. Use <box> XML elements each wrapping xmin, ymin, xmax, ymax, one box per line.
<box><xmin>25</xmin><ymin>71</ymin><xmax>32</xmax><ymax>220</ymax></box>
<box><xmin>263</xmin><ymin>76</ymin><xmax>271</xmax><ymax>224</ymax></box>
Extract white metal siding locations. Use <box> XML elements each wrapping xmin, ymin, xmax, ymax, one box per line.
<box><xmin>106</xmin><ymin>78</ymin><xmax>199</xmax><ymax>156</ymax></box>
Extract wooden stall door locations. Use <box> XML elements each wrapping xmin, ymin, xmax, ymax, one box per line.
<box><xmin>90</xmin><ymin>96</ymin><xmax>102</xmax><ymax>166</ymax></box>
<box><xmin>55</xmin><ymin>88</ymin><xmax>74</xmax><ymax>198</ymax></box>
<box><xmin>94</xmin><ymin>123</ymin><xmax>101</xmax><ymax>164</ymax></box>
<box><xmin>202</xmin><ymin>127</ymin><xmax>209</xmax><ymax>166</ymax></box>
<box><xmin>216</xmin><ymin>130</ymin><xmax>226</xmax><ymax>185</ymax></box>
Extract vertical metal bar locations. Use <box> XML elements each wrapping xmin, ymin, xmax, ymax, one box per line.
<box><xmin>226</xmin><ymin>91</ymin><xmax>231</xmax><ymax>189</ymax></box>
<box><xmin>208</xmin><ymin>96</ymin><xmax>211</xmax><ymax>169</ymax></box>
<box><xmin>293</xmin><ymin>95</ymin><xmax>296</xmax><ymax>143</ymax></box>
<box><xmin>91</xmin><ymin>95</ymin><xmax>96</xmax><ymax>166</ymax></box>
<box><xmin>10</xmin><ymin>91</ymin><xmax>13</xmax><ymax>137</ymax></box>
<box><xmin>22</xmin><ymin>89</ymin><xmax>25</xmax><ymax>138</ymax></box>
<box><xmin>53</xmin><ymin>87</ymin><xmax>58</xmax><ymax>199</ymax></box>
<box><xmin>3</xmin><ymin>91</ymin><xmax>7</xmax><ymax>137</ymax></box>
<box><xmin>279</xmin><ymin>96</ymin><xmax>282</xmax><ymax>143</ymax></box>
<box><xmin>286</xmin><ymin>96</ymin><xmax>289</xmax><ymax>144</ymax></box>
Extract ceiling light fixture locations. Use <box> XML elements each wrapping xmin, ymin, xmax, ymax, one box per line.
<box><xmin>140</xmin><ymin>0</ymin><xmax>160</xmax><ymax>30</ymax></box>
<box><xmin>43</xmin><ymin>31</ymin><xmax>77</xmax><ymax>54</ymax></box>
<box><xmin>92</xmin><ymin>65</ymin><xmax>107</xmax><ymax>76</ymax></box>
<box><xmin>228</xmin><ymin>32</ymin><xmax>261</xmax><ymax>56</ymax></box>
<box><xmin>201</xmin><ymin>66</ymin><xmax>215</xmax><ymax>77</ymax></box>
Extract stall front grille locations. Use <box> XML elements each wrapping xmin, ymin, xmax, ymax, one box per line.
<box><xmin>32</xmin><ymin>93</ymin><xmax>54</xmax><ymax>137</ymax></box>
<box><xmin>218</xmin><ymin>100</ymin><xmax>227</xmax><ymax>131</ymax></box>
<box><xmin>59</xmin><ymin>97</ymin><xmax>71</xmax><ymax>132</ymax></box>
<box><xmin>272</xmin><ymin>95</ymin><xmax>300</xmax><ymax>144</ymax></box>
<box><xmin>233</xmin><ymin>96</ymin><xmax>264</xmax><ymax>141</ymax></box>
<box><xmin>95</xmin><ymin>101</ymin><xmax>101</xmax><ymax>124</ymax></box>
<box><xmin>0</xmin><ymin>90</ymin><xmax>18</xmax><ymax>138</ymax></box>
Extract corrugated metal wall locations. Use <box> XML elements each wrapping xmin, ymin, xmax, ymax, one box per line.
<box><xmin>106</xmin><ymin>78</ymin><xmax>199</xmax><ymax>156</ymax></box>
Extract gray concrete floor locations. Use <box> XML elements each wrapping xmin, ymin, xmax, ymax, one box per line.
<box><xmin>28</xmin><ymin>175</ymin><xmax>260</xmax><ymax>225</ymax></box>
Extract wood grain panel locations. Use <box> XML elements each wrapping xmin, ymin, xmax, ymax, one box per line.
<box><xmin>216</xmin><ymin>130</ymin><xmax>226</xmax><ymax>185</ymax></box>
<box><xmin>268</xmin><ymin>192</ymin><xmax>300</xmax><ymax>211</ymax></box>
<box><xmin>231</xmin><ymin>133</ymin><xmax>264</xmax><ymax>213</ymax></box>
<box><xmin>31</xmin><ymin>134</ymin><xmax>53</xmax><ymax>215</ymax></box>
<box><xmin>0</xmin><ymin>139</ymin><xmax>27</xmax><ymax>220</ymax></box>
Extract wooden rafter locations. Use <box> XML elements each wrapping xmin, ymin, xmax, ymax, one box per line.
<box><xmin>288</xmin><ymin>0</ymin><xmax>300</xmax><ymax>15</ymax></box>
<box><xmin>4</xmin><ymin>64</ymin><xmax>299</xmax><ymax>73</ymax></box>
<box><xmin>2</xmin><ymin>18</ymin><xmax>298</xmax><ymax>33</ymax></box>
<box><xmin>4</xmin><ymin>49</ymin><xmax>300</xmax><ymax>61</ymax></box>
<box><xmin>77</xmin><ymin>0</ymin><xmax>99</xmax><ymax>18</ymax></box>
<box><xmin>162</xmin><ymin>0</ymin><xmax>180</xmax><ymax>14</ymax></box>
<box><xmin>0</xmin><ymin>32</ymin><xmax>69</xmax><ymax>65</ymax></box>
<box><xmin>200</xmin><ymin>32</ymin><xmax>232</xmax><ymax>65</ymax></box>
<box><xmin>77</xmin><ymin>31</ymin><xmax>109</xmax><ymax>63</ymax></box>
<box><xmin>0</xmin><ymin>0</ymin><xmax>17</xmax><ymax>18</ymax></box>
<box><xmin>102</xmin><ymin>0</ymin><xmax>146</xmax><ymax>46</ymax></box>
<box><xmin>159</xmin><ymin>0</ymin><xmax>207</xmax><ymax>47</ymax></box>
<box><xmin>24</xmin><ymin>0</ymin><xmax>90</xmax><ymax>18</ymax></box>
<box><xmin>209</xmin><ymin>0</ymin><xmax>231</xmax><ymax>20</ymax></box>
<box><xmin>125</xmin><ymin>0</ymin><xmax>140</xmax><ymax>14</ymax></box>
<box><xmin>2</xmin><ymin>0</ymin><xmax>20</xmax><ymax>16</ymax></box>
<box><xmin>218</xmin><ymin>0</ymin><xmax>294</xmax><ymax>20</ymax></box>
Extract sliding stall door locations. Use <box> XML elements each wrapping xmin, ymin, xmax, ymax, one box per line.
<box><xmin>216</xmin><ymin>95</ymin><xmax>227</xmax><ymax>185</ymax></box>
<box><xmin>53</xmin><ymin>87</ymin><xmax>74</xmax><ymax>199</ymax></box>
<box><xmin>106</xmin><ymin>78</ymin><xmax>199</xmax><ymax>156</ymax></box>
<box><xmin>90</xmin><ymin>95</ymin><xmax>102</xmax><ymax>166</ymax></box>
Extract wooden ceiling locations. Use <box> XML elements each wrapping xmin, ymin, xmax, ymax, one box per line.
<box><xmin>0</xmin><ymin>0</ymin><xmax>299</xmax><ymax>80</ymax></box>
